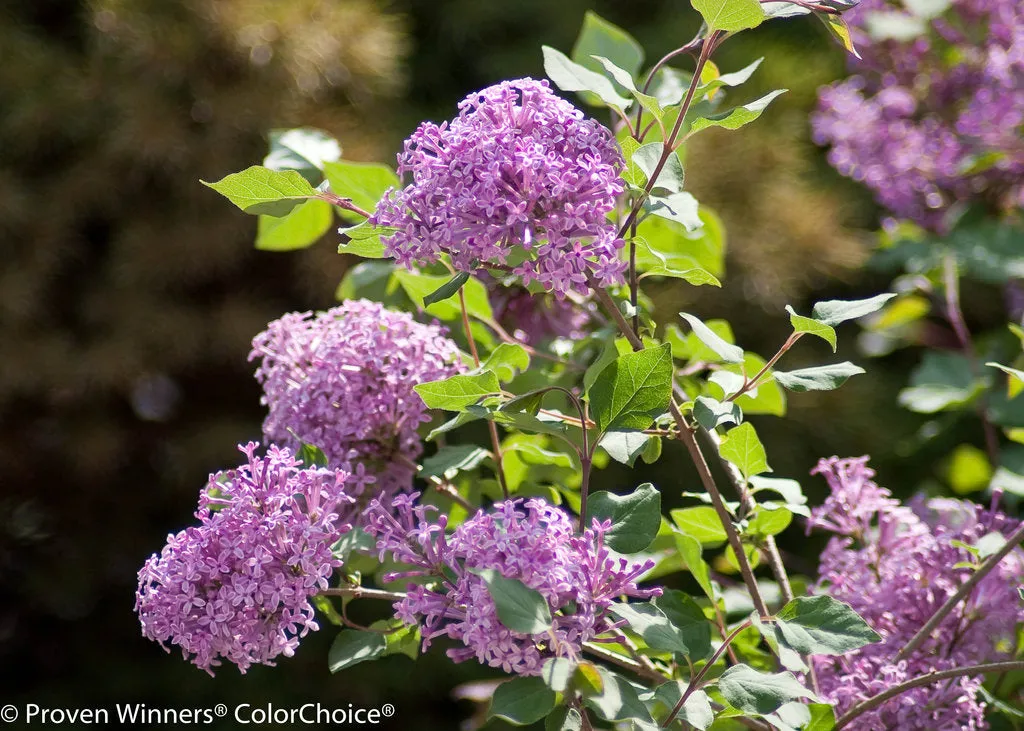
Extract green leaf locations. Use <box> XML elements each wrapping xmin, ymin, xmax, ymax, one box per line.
<box><xmin>423</xmin><ymin>271</ymin><xmax>470</xmax><ymax>307</ymax></box>
<box><xmin>717</xmin><ymin>665</ymin><xmax>816</xmax><ymax>715</ymax></box>
<box><xmin>673</xmin><ymin>531</ymin><xmax>715</xmax><ymax>600</ymax></box>
<box><xmin>571</xmin><ymin>11</ymin><xmax>644</xmax><ymax>77</ymax></box>
<box><xmin>378</xmin><ymin>621</ymin><xmax>420</xmax><ymax>660</ymax></box>
<box><xmin>634</xmin><ymin>236</ymin><xmax>719</xmax><ymax>286</ymax></box>
<box><xmin>202</xmin><ymin>165</ymin><xmax>319</xmax><ymax>216</ymax></box>
<box><xmin>589</xmin><ymin>343</ymin><xmax>674</xmax><ymax>433</ymax></box>
<box><xmin>256</xmin><ymin>199</ymin><xmax>333</xmax><ymax>251</ymax></box>
<box><xmin>542</xmin><ymin>46</ymin><xmax>631</xmax><ymax>108</ymax></box>
<box><xmin>649</xmin><ymin>685</ymin><xmax>714</xmax><ymax>730</ymax></box>
<box><xmin>693</xmin><ymin>396</ymin><xmax>743</xmax><ymax>430</ymax></box>
<box><xmin>599</xmin><ymin>430</ymin><xmax>655</xmax><ymax>467</ymax></box>
<box><xmin>610</xmin><ymin>602</ymin><xmax>692</xmax><ymax>654</ymax></box>
<box><xmin>774</xmin><ymin>595</ymin><xmax>881</xmax><ymax>656</ymax></box>
<box><xmin>720</xmin><ymin>422</ymin><xmax>770</xmax><ymax>480</ymax></box>
<box><xmin>327</xmin><ymin>630</ymin><xmax>386</xmax><ymax>673</ymax></box>
<box><xmin>688</xmin><ymin>90</ymin><xmax>786</xmax><ymax>135</ymax></box>
<box><xmin>989</xmin><ymin>362</ymin><xmax>1024</xmax><ymax>391</ymax></box>
<box><xmin>585</xmin><ymin>668</ymin><xmax>653</xmax><ymax>722</ymax></box>
<box><xmin>786</xmin><ymin>306</ymin><xmax>837</xmax><ymax>352</ymax></box>
<box><xmin>691</xmin><ymin>0</ymin><xmax>767</xmax><ymax>30</ymax></box>
<box><xmin>593</xmin><ymin>57</ymin><xmax>663</xmax><ymax>121</ymax></box>
<box><xmin>667</xmin><ymin>319</ymin><xmax>735</xmax><ymax>363</ymax></box>
<box><xmin>898</xmin><ymin>351</ymin><xmax>978</xmax><ymax>414</ymax></box>
<box><xmin>805</xmin><ymin>704</ymin><xmax>837</xmax><ymax>730</ymax></box>
<box><xmin>637</xmin><ymin>208</ymin><xmax>725</xmax><ymax>280</ymax></box>
<box><xmin>976</xmin><ymin>531</ymin><xmax>1007</xmax><ymax>559</ymax></box>
<box><xmin>653</xmin><ymin>590</ymin><xmax>713</xmax><ymax>660</ymax></box>
<box><xmin>323</xmin><ymin>160</ymin><xmax>400</xmax><ymax>216</ymax></box>
<box><xmin>670</xmin><ymin>507</ymin><xmax>728</xmax><ymax>547</ymax></box>
<box><xmin>393</xmin><ymin>269</ymin><xmax>494</xmax><ymax>321</ymax></box>
<box><xmin>335</xmin><ymin>260</ymin><xmax>394</xmax><ymax>301</ymax></box>
<box><xmin>648</xmin><ymin>193</ymin><xmax>702</xmax><ymax>231</ymax></box>
<box><xmin>588</xmin><ymin>483</ymin><xmax>661</xmax><ymax>553</ymax></box>
<box><xmin>747</xmin><ymin>507</ymin><xmax>792</xmax><ymax>538</ymax></box>
<box><xmin>297</xmin><ymin>442</ymin><xmax>329</xmax><ymax>468</ymax></box>
<box><xmin>264</xmin><ymin>127</ymin><xmax>341</xmax><ymax>182</ymax></box>
<box><xmin>620</xmin><ymin>136</ymin><xmax>646</xmax><ymax>187</ymax></box>
<box><xmin>546</xmin><ymin>707</ymin><xmax>583</xmax><ymax>731</ymax></box>
<box><xmin>811</xmin><ymin>293</ymin><xmax>897</xmax><ymax>326</ymax></box>
<box><xmin>420</xmin><ymin>444</ymin><xmax>489</xmax><ymax>479</ymax></box>
<box><xmin>749</xmin><ymin>476</ymin><xmax>807</xmax><ymax>511</ymax></box>
<box><xmin>696</xmin><ymin>58</ymin><xmax>764</xmax><ymax>97</ymax></box>
<box><xmin>414</xmin><ymin>371</ymin><xmax>501</xmax><ymax>411</ymax></box>
<box><xmin>489</xmin><ymin>676</ymin><xmax>557</xmax><ymax>726</ymax></box>
<box><xmin>773</xmin><ymin>363</ymin><xmax>865</xmax><ymax>392</ymax></box>
<box><xmin>484</xmin><ymin>343</ymin><xmax>531</xmax><ymax>382</ymax></box>
<box><xmin>632</xmin><ymin>143</ymin><xmax>685</xmax><ymax>194</ymax></box>
<box><xmin>337</xmin><ymin>221</ymin><xmax>394</xmax><ymax>258</ymax></box>
<box><xmin>541</xmin><ymin>657</ymin><xmax>576</xmax><ymax>692</ymax></box>
<box><xmin>472</xmin><ymin>568</ymin><xmax>552</xmax><ymax>634</ymax></box>
<box><xmin>679</xmin><ymin>312</ymin><xmax>744</xmax><ymax>364</ymax></box>
<box><xmin>818</xmin><ymin>13</ymin><xmax>861</xmax><ymax>59</ymax></box>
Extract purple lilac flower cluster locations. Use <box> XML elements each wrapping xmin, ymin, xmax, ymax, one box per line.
<box><xmin>371</xmin><ymin>78</ymin><xmax>627</xmax><ymax>298</ymax></box>
<box><xmin>135</xmin><ymin>443</ymin><xmax>353</xmax><ymax>675</ymax></box>
<box><xmin>250</xmin><ymin>299</ymin><xmax>463</xmax><ymax>512</ymax></box>
<box><xmin>808</xmin><ymin>456</ymin><xmax>1024</xmax><ymax>729</ymax></box>
<box><xmin>812</xmin><ymin>0</ymin><xmax>1024</xmax><ymax>230</ymax></box>
<box><xmin>365</xmin><ymin>494</ymin><xmax>658</xmax><ymax>675</ymax></box>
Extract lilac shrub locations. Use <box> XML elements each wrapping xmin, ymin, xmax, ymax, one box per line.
<box><xmin>152</xmin><ymin>5</ymin><xmax>1024</xmax><ymax>728</ymax></box>
<box><xmin>808</xmin><ymin>456</ymin><xmax>1024</xmax><ymax>729</ymax></box>
<box><xmin>135</xmin><ymin>443</ymin><xmax>353</xmax><ymax>674</ymax></box>
<box><xmin>365</xmin><ymin>494</ymin><xmax>658</xmax><ymax>675</ymax></box>
<box><xmin>371</xmin><ymin>78</ymin><xmax>626</xmax><ymax>298</ymax></box>
<box><xmin>812</xmin><ymin>0</ymin><xmax>1024</xmax><ymax>230</ymax></box>
<box><xmin>250</xmin><ymin>299</ymin><xmax>463</xmax><ymax>508</ymax></box>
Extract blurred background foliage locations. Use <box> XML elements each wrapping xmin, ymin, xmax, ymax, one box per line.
<box><xmin>0</xmin><ymin>0</ymin><xmax>1001</xmax><ymax>727</ymax></box>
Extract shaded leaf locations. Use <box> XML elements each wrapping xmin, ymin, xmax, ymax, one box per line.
<box><xmin>473</xmin><ymin>568</ymin><xmax>552</xmax><ymax>634</ymax></box>
<box><xmin>328</xmin><ymin>630</ymin><xmax>386</xmax><ymax>673</ymax></box>
<box><xmin>588</xmin><ymin>483</ymin><xmax>661</xmax><ymax>553</ymax></box>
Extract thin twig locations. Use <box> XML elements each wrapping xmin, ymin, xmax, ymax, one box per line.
<box><xmin>835</xmin><ymin>661</ymin><xmax>1024</xmax><ymax>729</ymax></box>
<box><xmin>320</xmin><ymin>191</ymin><xmax>371</xmax><ymax>218</ymax></box>
<box><xmin>894</xmin><ymin>521</ymin><xmax>1024</xmax><ymax>662</ymax></box>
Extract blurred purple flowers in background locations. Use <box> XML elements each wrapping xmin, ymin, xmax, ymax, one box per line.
<box><xmin>812</xmin><ymin>0</ymin><xmax>1024</xmax><ymax>230</ymax></box>
<box><xmin>808</xmin><ymin>456</ymin><xmax>1024</xmax><ymax>729</ymax></box>
<box><xmin>135</xmin><ymin>443</ymin><xmax>353</xmax><ymax>674</ymax></box>
<box><xmin>372</xmin><ymin>78</ymin><xmax>626</xmax><ymax>298</ymax></box>
<box><xmin>366</xmin><ymin>495</ymin><xmax>658</xmax><ymax>675</ymax></box>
